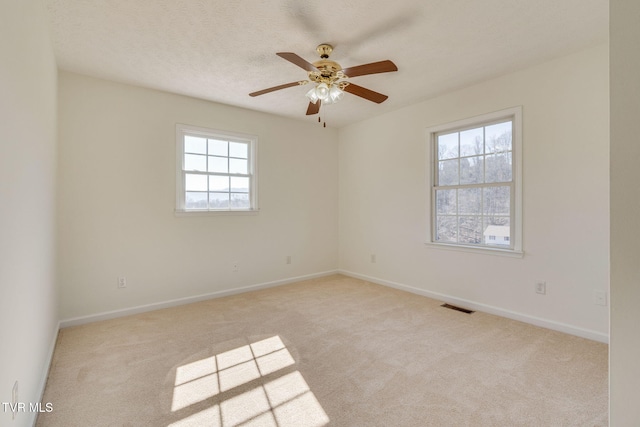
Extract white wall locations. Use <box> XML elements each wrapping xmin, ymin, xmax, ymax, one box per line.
<box><xmin>0</xmin><ymin>0</ymin><xmax>59</xmax><ymax>425</ymax></box>
<box><xmin>610</xmin><ymin>0</ymin><xmax>640</xmax><ymax>423</ymax></box>
<box><xmin>339</xmin><ymin>44</ymin><xmax>609</xmax><ymax>340</ymax></box>
<box><xmin>57</xmin><ymin>72</ymin><xmax>339</xmax><ymax>320</ymax></box>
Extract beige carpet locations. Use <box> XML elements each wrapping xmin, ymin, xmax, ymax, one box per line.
<box><xmin>37</xmin><ymin>275</ymin><xmax>608</xmax><ymax>426</ymax></box>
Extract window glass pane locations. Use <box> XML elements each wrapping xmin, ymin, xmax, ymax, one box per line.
<box><xmin>185</xmin><ymin>174</ymin><xmax>208</xmax><ymax>191</ymax></box>
<box><xmin>209</xmin><ymin>139</ymin><xmax>228</xmax><ymax>156</ymax></box>
<box><xmin>485</xmin><ymin>152</ymin><xmax>512</xmax><ymax>183</ymax></box>
<box><xmin>460</xmin><ymin>127</ymin><xmax>483</xmax><ymax>157</ymax></box>
<box><xmin>460</xmin><ymin>156</ymin><xmax>484</xmax><ymax>185</ymax></box>
<box><xmin>436</xmin><ymin>189</ymin><xmax>456</xmax><ymax>215</ymax></box>
<box><xmin>484</xmin><ymin>186</ymin><xmax>510</xmax><ymax>215</ymax></box>
<box><xmin>458</xmin><ymin>188</ymin><xmax>481</xmax><ymax>215</ymax></box>
<box><xmin>230</xmin><ymin>158</ymin><xmax>248</xmax><ymax>174</ymax></box>
<box><xmin>458</xmin><ymin>216</ymin><xmax>482</xmax><ymax>244</ymax></box>
<box><xmin>229</xmin><ymin>142</ymin><xmax>248</xmax><ymax>159</ymax></box>
<box><xmin>185</xmin><ymin>136</ymin><xmax>207</xmax><ymax>154</ymax></box>
<box><xmin>485</xmin><ymin>121</ymin><xmax>512</xmax><ymax>154</ymax></box>
<box><xmin>184</xmin><ymin>154</ymin><xmax>207</xmax><ymax>172</ymax></box>
<box><xmin>438</xmin><ymin>159</ymin><xmax>459</xmax><ymax>186</ymax></box>
<box><xmin>179</xmin><ymin>126</ymin><xmax>257</xmax><ymax>212</ymax></box>
<box><xmin>209</xmin><ymin>175</ymin><xmax>229</xmax><ymax>192</ymax></box>
<box><xmin>209</xmin><ymin>156</ymin><xmax>228</xmax><ymax>173</ymax></box>
<box><xmin>230</xmin><ymin>193</ymin><xmax>250</xmax><ymax>208</ymax></box>
<box><xmin>437</xmin><ymin>133</ymin><xmax>458</xmax><ymax>160</ymax></box>
<box><xmin>230</xmin><ymin>177</ymin><xmax>249</xmax><ymax>193</ymax></box>
<box><xmin>436</xmin><ymin>216</ymin><xmax>457</xmax><ymax>243</ymax></box>
<box><xmin>209</xmin><ymin>192</ymin><xmax>229</xmax><ymax>209</ymax></box>
<box><xmin>430</xmin><ymin>111</ymin><xmax>518</xmax><ymax>250</ymax></box>
<box><xmin>483</xmin><ymin>217</ymin><xmax>511</xmax><ymax>246</ymax></box>
<box><xmin>185</xmin><ymin>192</ymin><xmax>208</xmax><ymax>209</ymax></box>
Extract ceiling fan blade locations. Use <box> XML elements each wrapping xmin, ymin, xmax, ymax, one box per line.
<box><xmin>276</xmin><ymin>52</ymin><xmax>319</xmax><ymax>72</ymax></box>
<box><xmin>343</xmin><ymin>83</ymin><xmax>389</xmax><ymax>103</ymax></box>
<box><xmin>306</xmin><ymin>100</ymin><xmax>321</xmax><ymax>115</ymax></box>
<box><xmin>341</xmin><ymin>60</ymin><xmax>398</xmax><ymax>78</ymax></box>
<box><xmin>249</xmin><ymin>81</ymin><xmax>307</xmax><ymax>97</ymax></box>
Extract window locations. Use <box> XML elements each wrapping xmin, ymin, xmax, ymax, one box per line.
<box><xmin>427</xmin><ymin>107</ymin><xmax>522</xmax><ymax>255</ymax></box>
<box><xmin>176</xmin><ymin>124</ymin><xmax>258</xmax><ymax>214</ymax></box>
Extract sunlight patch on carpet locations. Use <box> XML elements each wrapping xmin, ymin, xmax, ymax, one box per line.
<box><xmin>169</xmin><ymin>336</ymin><xmax>329</xmax><ymax>427</ymax></box>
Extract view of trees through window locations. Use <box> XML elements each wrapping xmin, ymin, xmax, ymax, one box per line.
<box><xmin>434</xmin><ymin>120</ymin><xmax>513</xmax><ymax>247</ymax></box>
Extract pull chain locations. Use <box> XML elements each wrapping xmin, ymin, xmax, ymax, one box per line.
<box><xmin>319</xmin><ymin>110</ymin><xmax>328</xmax><ymax>128</ymax></box>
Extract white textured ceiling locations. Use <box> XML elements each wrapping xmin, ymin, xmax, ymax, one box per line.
<box><xmin>46</xmin><ymin>0</ymin><xmax>608</xmax><ymax>128</ymax></box>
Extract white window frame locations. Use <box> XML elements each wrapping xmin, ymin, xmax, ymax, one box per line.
<box><xmin>425</xmin><ymin>107</ymin><xmax>523</xmax><ymax>257</ymax></box>
<box><xmin>175</xmin><ymin>124</ymin><xmax>258</xmax><ymax>215</ymax></box>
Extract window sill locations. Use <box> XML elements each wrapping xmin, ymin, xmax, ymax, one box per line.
<box><xmin>175</xmin><ymin>209</ymin><xmax>260</xmax><ymax>217</ymax></box>
<box><xmin>425</xmin><ymin>242</ymin><xmax>524</xmax><ymax>258</ymax></box>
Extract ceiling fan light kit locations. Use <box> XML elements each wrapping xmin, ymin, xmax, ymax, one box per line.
<box><xmin>249</xmin><ymin>43</ymin><xmax>397</xmax><ymax>119</ymax></box>
<box><xmin>305</xmin><ymin>81</ymin><xmax>345</xmax><ymax>105</ymax></box>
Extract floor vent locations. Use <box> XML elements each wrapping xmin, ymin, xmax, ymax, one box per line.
<box><xmin>441</xmin><ymin>303</ymin><xmax>475</xmax><ymax>314</ymax></box>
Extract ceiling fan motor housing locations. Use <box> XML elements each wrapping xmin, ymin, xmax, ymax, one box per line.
<box><xmin>308</xmin><ymin>44</ymin><xmax>346</xmax><ymax>85</ymax></box>
<box><xmin>310</xmin><ymin>59</ymin><xmax>343</xmax><ymax>81</ymax></box>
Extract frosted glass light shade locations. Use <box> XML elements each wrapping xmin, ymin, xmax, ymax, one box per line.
<box><xmin>329</xmin><ymin>85</ymin><xmax>344</xmax><ymax>103</ymax></box>
<box><xmin>305</xmin><ymin>87</ymin><xmax>319</xmax><ymax>103</ymax></box>
<box><xmin>316</xmin><ymin>83</ymin><xmax>329</xmax><ymax>100</ymax></box>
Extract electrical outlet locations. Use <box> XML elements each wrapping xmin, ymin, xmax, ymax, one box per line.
<box><xmin>233</xmin><ymin>262</ymin><xmax>239</xmax><ymax>272</ymax></box>
<box><xmin>286</xmin><ymin>256</ymin><xmax>292</xmax><ymax>265</ymax></box>
<box><xmin>594</xmin><ymin>290</ymin><xmax>607</xmax><ymax>306</ymax></box>
<box><xmin>117</xmin><ymin>277</ymin><xmax>127</xmax><ymax>288</ymax></box>
<box><xmin>535</xmin><ymin>281</ymin><xmax>546</xmax><ymax>295</ymax></box>
<box><xmin>371</xmin><ymin>254</ymin><xmax>376</xmax><ymax>264</ymax></box>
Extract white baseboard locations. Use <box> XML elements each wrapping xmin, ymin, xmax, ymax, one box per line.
<box><xmin>339</xmin><ymin>270</ymin><xmax>609</xmax><ymax>344</ymax></box>
<box><xmin>60</xmin><ymin>270</ymin><xmax>338</xmax><ymax>328</ymax></box>
<box><xmin>32</xmin><ymin>320</ymin><xmax>60</xmax><ymax>427</ymax></box>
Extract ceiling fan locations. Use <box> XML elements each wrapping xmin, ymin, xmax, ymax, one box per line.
<box><xmin>249</xmin><ymin>44</ymin><xmax>398</xmax><ymax>117</ymax></box>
